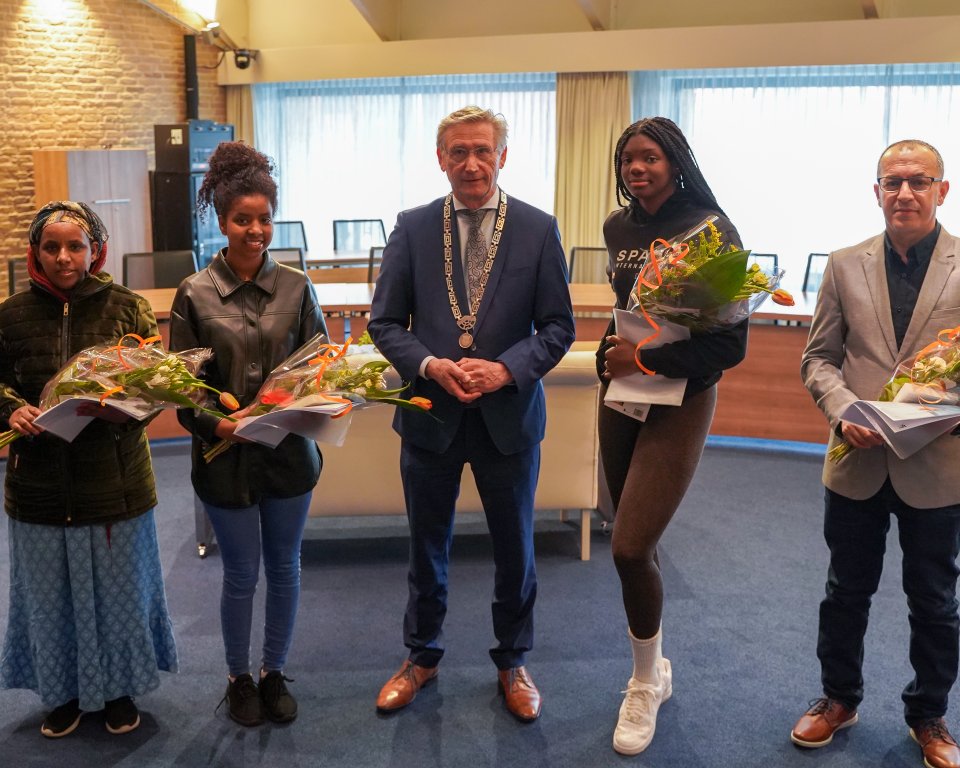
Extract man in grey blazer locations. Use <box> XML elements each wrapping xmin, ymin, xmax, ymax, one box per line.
<box><xmin>792</xmin><ymin>139</ymin><xmax>960</xmax><ymax>768</ymax></box>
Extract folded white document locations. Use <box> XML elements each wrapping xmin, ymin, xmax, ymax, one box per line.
<box><xmin>33</xmin><ymin>396</ymin><xmax>163</xmax><ymax>442</ymax></box>
<box><xmin>603</xmin><ymin>309</ymin><xmax>689</xmax><ymax>422</ymax></box>
<box><xmin>232</xmin><ymin>398</ymin><xmax>355</xmax><ymax>448</ymax></box>
<box><xmin>840</xmin><ymin>400</ymin><xmax>960</xmax><ymax>459</ymax></box>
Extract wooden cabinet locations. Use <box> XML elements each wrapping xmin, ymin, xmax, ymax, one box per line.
<box><xmin>33</xmin><ymin>149</ymin><xmax>152</xmax><ymax>281</ymax></box>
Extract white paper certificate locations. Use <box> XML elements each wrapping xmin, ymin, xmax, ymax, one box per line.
<box><xmin>33</xmin><ymin>396</ymin><xmax>163</xmax><ymax>442</ymax></box>
<box><xmin>232</xmin><ymin>399</ymin><xmax>355</xmax><ymax>447</ymax></box>
<box><xmin>603</xmin><ymin>309</ymin><xmax>689</xmax><ymax>422</ymax></box>
<box><xmin>840</xmin><ymin>400</ymin><xmax>960</xmax><ymax>459</ymax></box>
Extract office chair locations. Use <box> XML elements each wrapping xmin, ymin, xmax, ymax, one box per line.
<box><xmin>270</xmin><ymin>247</ymin><xmax>307</xmax><ymax>272</ymax></box>
<box><xmin>567</xmin><ymin>246</ymin><xmax>609</xmax><ymax>283</ymax></box>
<box><xmin>748</xmin><ymin>252</ymin><xmax>779</xmax><ymax>274</ymax></box>
<box><xmin>7</xmin><ymin>255</ymin><xmax>28</xmax><ymax>294</ymax></box>
<box><xmin>122</xmin><ymin>250</ymin><xmax>198</xmax><ymax>290</ymax></box>
<box><xmin>272</xmin><ymin>221</ymin><xmax>308</xmax><ymax>252</ymax></box>
<box><xmin>367</xmin><ymin>245</ymin><xmax>384</xmax><ymax>282</ymax></box>
<box><xmin>803</xmin><ymin>252</ymin><xmax>829</xmax><ymax>293</ymax></box>
<box><xmin>332</xmin><ymin>219</ymin><xmax>387</xmax><ymax>253</ymax></box>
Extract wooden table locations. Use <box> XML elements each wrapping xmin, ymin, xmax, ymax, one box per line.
<box><xmin>304</xmin><ymin>255</ymin><xmax>369</xmax><ymax>268</ymax></box>
<box><xmin>139</xmin><ymin>283</ymin><xmax>616</xmax><ymax>321</ymax></box>
<box><xmin>138</xmin><ymin>284</ymin><xmax>829</xmax><ymax>445</ymax></box>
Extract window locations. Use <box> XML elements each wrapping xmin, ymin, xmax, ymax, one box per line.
<box><xmin>632</xmin><ymin>64</ymin><xmax>960</xmax><ymax>288</ymax></box>
<box><xmin>254</xmin><ymin>73</ymin><xmax>556</xmax><ymax>255</ymax></box>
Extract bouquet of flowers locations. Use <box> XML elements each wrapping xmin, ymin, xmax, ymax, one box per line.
<box><xmin>203</xmin><ymin>332</ymin><xmax>432</xmax><ymax>462</ymax></box>
<box><xmin>626</xmin><ymin>217</ymin><xmax>793</xmax><ymax>374</ymax></box>
<box><xmin>828</xmin><ymin>326</ymin><xmax>960</xmax><ymax>463</ymax></box>
<box><xmin>0</xmin><ymin>333</ymin><xmax>237</xmax><ymax>448</ymax></box>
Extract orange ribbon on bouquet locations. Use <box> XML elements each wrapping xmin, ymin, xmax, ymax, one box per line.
<box><xmin>909</xmin><ymin>325</ymin><xmax>960</xmax><ymax>406</ymax></box>
<box><xmin>309</xmin><ymin>336</ymin><xmax>357</xmax><ymax>417</ymax></box>
<box><xmin>108</xmin><ymin>332</ymin><xmax>163</xmax><ymax>369</ymax></box>
<box><xmin>97</xmin><ymin>333</ymin><xmax>164</xmax><ymax>403</ymax></box>
<box><xmin>913</xmin><ymin>325</ymin><xmax>960</xmax><ymax>362</ymax></box>
<box><xmin>628</xmin><ymin>239</ymin><xmax>690</xmax><ymax>375</ymax></box>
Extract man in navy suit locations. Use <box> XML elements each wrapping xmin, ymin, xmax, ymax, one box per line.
<box><xmin>368</xmin><ymin>106</ymin><xmax>575</xmax><ymax>721</ymax></box>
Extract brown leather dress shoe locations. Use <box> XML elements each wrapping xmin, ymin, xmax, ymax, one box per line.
<box><xmin>498</xmin><ymin>666</ymin><xmax>541</xmax><ymax>722</ymax></box>
<box><xmin>790</xmin><ymin>697</ymin><xmax>858</xmax><ymax>748</ymax></box>
<box><xmin>910</xmin><ymin>718</ymin><xmax>960</xmax><ymax>768</ymax></box>
<box><xmin>376</xmin><ymin>660</ymin><xmax>438</xmax><ymax>712</ymax></box>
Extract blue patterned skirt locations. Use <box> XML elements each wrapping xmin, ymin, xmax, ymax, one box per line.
<box><xmin>0</xmin><ymin>511</ymin><xmax>179</xmax><ymax>711</ymax></box>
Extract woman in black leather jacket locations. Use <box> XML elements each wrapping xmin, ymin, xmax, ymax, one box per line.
<box><xmin>169</xmin><ymin>143</ymin><xmax>326</xmax><ymax>728</ymax></box>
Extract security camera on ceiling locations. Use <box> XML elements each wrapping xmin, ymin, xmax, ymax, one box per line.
<box><xmin>233</xmin><ymin>49</ymin><xmax>258</xmax><ymax>69</ymax></box>
<box><xmin>201</xmin><ymin>22</ymin><xmax>258</xmax><ymax>70</ymax></box>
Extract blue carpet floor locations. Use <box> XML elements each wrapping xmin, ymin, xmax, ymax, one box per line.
<box><xmin>0</xmin><ymin>441</ymin><xmax>945</xmax><ymax>767</ymax></box>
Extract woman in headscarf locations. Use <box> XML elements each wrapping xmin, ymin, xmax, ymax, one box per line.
<box><xmin>0</xmin><ymin>201</ymin><xmax>178</xmax><ymax>738</ymax></box>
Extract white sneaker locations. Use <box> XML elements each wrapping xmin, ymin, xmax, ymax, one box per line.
<box><xmin>612</xmin><ymin>657</ymin><xmax>673</xmax><ymax>755</ymax></box>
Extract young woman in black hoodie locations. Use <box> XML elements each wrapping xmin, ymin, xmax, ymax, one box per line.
<box><xmin>597</xmin><ymin>118</ymin><xmax>747</xmax><ymax>755</ymax></box>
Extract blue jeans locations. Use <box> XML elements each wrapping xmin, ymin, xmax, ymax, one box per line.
<box><xmin>204</xmin><ymin>493</ymin><xmax>311</xmax><ymax>676</ymax></box>
<box><xmin>818</xmin><ymin>480</ymin><xmax>960</xmax><ymax>724</ymax></box>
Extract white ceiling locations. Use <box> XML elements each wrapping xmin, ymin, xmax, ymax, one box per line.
<box><xmin>197</xmin><ymin>0</ymin><xmax>960</xmax><ymax>83</ymax></box>
<box><xmin>235</xmin><ymin>0</ymin><xmax>960</xmax><ymax>47</ymax></box>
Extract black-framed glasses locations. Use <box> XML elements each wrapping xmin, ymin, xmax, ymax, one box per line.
<box><xmin>877</xmin><ymin>175</ymin><xmax>943</xmax><ymax>193</ymax></box>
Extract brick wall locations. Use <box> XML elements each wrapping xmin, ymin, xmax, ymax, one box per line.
<box><xmin>0</xmin><ymin>0</ymin><xmax>227</xmax><ymax>293</ymax></box>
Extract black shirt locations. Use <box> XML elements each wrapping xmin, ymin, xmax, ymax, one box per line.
<box><xmin>885</xmin><ymin>222</ymin><xmax>940</xmax><ymax>349</ymax></box>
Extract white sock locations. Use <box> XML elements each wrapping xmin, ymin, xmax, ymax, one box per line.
<box><xmin>629</xmin><ymin>626</ymin><xmax>662</xmax><ymax>685</ymax></box>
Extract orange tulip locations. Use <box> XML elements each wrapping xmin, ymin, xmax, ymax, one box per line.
<box><xmin>772</xmin><ymin>288</ymin><xmax>795</xmax><ymax>307</ymax></box>
<box><xmin>410</xmin><ymin>397</ymin><xmax>433</xmax><ymax>410</ymax></box>
<box><xmin>219</xmin><ymin>392</ymin><xmax>240</xmax><ymax>411</ymax></box>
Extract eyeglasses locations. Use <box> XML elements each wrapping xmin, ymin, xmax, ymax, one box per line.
<box><xmin>444</xmin><ymin>145</ymin><xmax>499</xmax><ymax>164</ymax></box>
<box><xmin>877</xmin><ymin>175</ymin><xmax>943</xmax><ymax>193</ymax></box>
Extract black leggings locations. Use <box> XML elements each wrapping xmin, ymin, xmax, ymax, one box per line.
<box><xmin>598</xmin><ymin>385</ymin><xmax>717</xmax><ymax>638</ymax></box>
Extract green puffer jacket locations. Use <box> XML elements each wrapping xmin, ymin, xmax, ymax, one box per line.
<box><xmin>0</xmin><ymin>272</ymin><xmax>159</xmax><ymax>526</ymax></box>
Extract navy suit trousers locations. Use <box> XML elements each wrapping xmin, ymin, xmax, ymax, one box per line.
<box><xmin>818</xmin><ymin>479</ymin><xmax>960</xmax><ymax>724</ymax></box>
<box><xmin>399</xmin><ymin>409</ymin><xmax>539</xmax><ymax>670</ymax></box>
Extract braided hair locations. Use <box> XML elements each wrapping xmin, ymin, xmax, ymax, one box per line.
<box><xmin>613</xmin><ymin>117</ymin><xmax>725</xmax><ymax>216</ymax></box>
<box><xmin>196</xmin><ymin>141</ymin><xmax>278</xmax><ymax>220</ymax></box>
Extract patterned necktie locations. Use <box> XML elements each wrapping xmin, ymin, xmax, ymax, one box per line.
<box><xmin>461</xmin><ymin>208</ymin><xmax>488</xmax><ymax>305</ymax></box>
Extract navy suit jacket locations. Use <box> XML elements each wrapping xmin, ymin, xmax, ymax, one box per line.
<box><xmin>368</xmin><ymin>192</ymin><xmax>575</xmax><ymax>456</ymax></box>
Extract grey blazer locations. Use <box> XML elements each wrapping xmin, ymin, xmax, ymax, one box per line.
<box><xmin>801</xmin><ymin>226</ymin><xmax>960</xmax><ymax>508</ymax></box>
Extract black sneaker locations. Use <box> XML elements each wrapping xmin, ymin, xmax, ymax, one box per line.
<box><xmin>220</xmin><ymin>674</ymin><xmax>264</xmax><ymax>727</ymax></box>
<box><xmin>259</xmin><ymin>671</ymin><xmax>298</xmax><ymax>723</ymax></box>
<box><xmin>40</xmin><ymin>699</ymin><xmax>83</xmax><ymax>738</ymax></box>
<box><xmin>104</xmin><ymin>696</ymin><xmax>140</xmax><ymax>734</ymax></box>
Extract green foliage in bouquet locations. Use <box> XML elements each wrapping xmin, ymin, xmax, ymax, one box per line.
<box><xmin>203</xmin><ymin>334</ymin><xmax>434</xmax><ymax>462</ymax></box>
<box><xmin>632</xmin><ymin>221</ymin><xmax>792</xmax><ymax>332</ymax></box>
<box><xmin>0</xmin><ymin>334</ymin><xmax>236</xmax><ymax>449</ymax></box>
<box><xmin>829</xmin><ymin>327</ymin><xmax>960</xmax><ymax>463</ymax></box>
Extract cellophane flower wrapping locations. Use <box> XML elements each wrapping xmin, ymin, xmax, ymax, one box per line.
<box><xmin>39</xmin><ymin>339</ymin><xmax>217</xmax><ymax>417</ymax></box>
<box><xmin>627</xmin><ymin>216</ymin><xmax>784</xmax><ymax>331</ymax></box>
<box><xmin>828</xmin><ymin>328</ymin><xmax>960</xmax><ymax>462</ymax></box>
<box><xmin>203</xmin><ymin>332</ymin><xmax>432</xmax><ymax>462</ymax></box>
<box><xmin>0</xmin><ymin>336</ymin><xmax>224</xmax><ymax>450</ymax></box>
<box><xmin>881</xmin><ymin>339</ymin><xmax>960</xmax><ymax>405</ymax></box>
<box><xmin>244</xmin><ymin>332</ymin><xmax>406</xmax><ymax>415</ymax></box>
